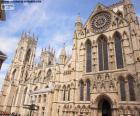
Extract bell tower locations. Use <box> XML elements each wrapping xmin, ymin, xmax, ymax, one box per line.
<box><xmin>123</xmin><ymin>0</ymin><xmax>138</xmax><ymax>24</ymax></box>
<box><xmin>14</xmin><ymin>32</ymin><xmax>37</xmax><ymax>66</ymax></box>
<box><xmin>40</xmin><ymin>46</ymin><xmax>55</xmax><ymax>68</ymax></box>
<box><xmin>0</xmin><ymin>32</ymin><xmax>37</xmax><ymax>112</ymax></box>
<box><xmin>8</xmin><ymin>32</ymin><xmax>37</xmax><ymax>82</ymax></box>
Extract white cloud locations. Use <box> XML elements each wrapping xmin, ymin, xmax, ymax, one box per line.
<box><xmin>0</xmin><ymin>36</ymin><xmax>18</xmax><ymax>54</ymax></box>
<box><xmin>0</xmin><ymin>0</ymin><xmax>76</xmax><ymax>89</ymax></box>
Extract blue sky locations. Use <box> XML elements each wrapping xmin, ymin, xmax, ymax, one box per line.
<box><xmin>0</xmin><ymin>0</ymin><xmax>140</xmax><ymax>89</ymax></box>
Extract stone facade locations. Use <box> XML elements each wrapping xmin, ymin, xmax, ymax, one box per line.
<box><xmin>0</xmin><ymin>0</ymin><xmax>140</xmax><ymax>116</ymax></box>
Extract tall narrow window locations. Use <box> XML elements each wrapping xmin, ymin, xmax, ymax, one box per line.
<box><xmin>114</xmin><ymin>32</ymin><xmax>124</xmax><ymax>69</ymax></box>
<box><xmin>68</xmin><ymin>88</ymin><xmax>70</xmax><ymax>101</ymax></box>
<box><xmin>79</xmin><ymin>80</ymin><xmax>84</xmax><ymax>101</ymax></box>
<box><xmin>63</xmin><ymin>86</ymin><xmax>66</xmax><ymax>101</ymax></box>
<box><xmin>12</xmin><ymin>69</ymin><xmax>16</xmax><ymax>80</ymax></box>
<box><xmin>119</xmin><ymin>77</ymin><xmax>126</xmax><ymax>101</ymax></box>
<box><xmin>86</xmin><ymin>40</ymin><xmax>92</xmax><ymax>72</ymax></box>
<box><xmin>98</xmin><ymin>35</ymin><xmax>108</xmax><ymax>71</ymax></box>
<box><xmin>25</xmin><ymin>49</ymin><xmax>31</xmax><ymax>62</ymax></box>
<box><xmin>128</xmin><ymin>75</ymin><xmax>136</xmax><ymax>101</ymax></box>
<box><xmin>86</xmin><ymin>80</ymin><xmax>90</xmax><ymax>101</ymax></box>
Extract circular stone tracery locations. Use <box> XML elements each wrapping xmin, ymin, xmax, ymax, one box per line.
<box><xmin>91</xmin><ymin>11</ymin><xmax>111</xmax><ymax>33</ymax></box>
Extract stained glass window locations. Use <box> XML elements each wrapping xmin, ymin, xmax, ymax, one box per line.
<box><xmin>86</xmin><ymin>40</ymin><xmax>92</xmax><ymax>72</ymax></box>
<box><xmin>128</xmin><ymin>75</ymin><xmax>136</xmax><ymax>101</ymax></box>
<box><xmin>80</xmin><ymin>80</ymin><xmax>84</xmax><ymax>101</ymax></box>
<box><xmin>98</xmin><ymin>36</ymin><xmax>108</xmax><ymax>71</ymax></box>
<box><xmin>119</xmin><ymin>77</ymin><xmax>126</xmax><ymax>101</ymax></box>
<box><xmin>114</xmin><ymin>32</ymin><xmax>124</xmax><ymax>69</ymax></box>
<box><xmin>86</xmin><ymin>80</ymin><xmax>90</xmax><ymax>101</ymax></box>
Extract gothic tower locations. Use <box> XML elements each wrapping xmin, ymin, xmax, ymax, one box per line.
<box><xmin>0</xmin><ymin>32</ymin><xmax>37</xmax><ymax>112</ymax></box>
<box><xmin>40</xmin><ymin>46</ymin><xmax>55</xmax><ymax>68</ymax></box>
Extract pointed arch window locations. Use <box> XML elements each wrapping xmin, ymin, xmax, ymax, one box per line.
<box><xmin>68</xmin><ymin>88</ymin><xmax>70</xmax><ymax>101</ymax></box>
<box><xmin>79</xmin><ymin>80</ymin><xmax>84</xmax><ymax>101</ymax></box>
<box><xmin>85</xmin><ymin>40</ymin><xmax>92</xmax><ymax>72</ymax></box>
<box><xmin>98</xmin><ymin>35</ymin><xmax>108</xmax><ymax>71</ymax></box>
<box><xmin>86</xmin><ymin>80</ymin><xmax>90</xmax><ymax>101</ymax></box>
<box><xmin>44</xmin><ymin>69</ymin><xmax>52</xmax><ymax>81</ymax></box>
<box><xmin>128</xmin><ymin>75</ymin><xmax>136</xmax><ymax>101</ymax></box>
<box><xmin>63</xmin><ymin>86</ymin><xmax>66</xmax><ymax>101</ymax></box>
<box><xmin>12</xmin><ymin>69</ymin><xmax>16</xmax><ymax>80</ymax></box>
<box><xmin>114</xmin><ymin>32</ymin><xmax>124</xmax><ymax>69</ymax></box>
<box><xmin>119</xmin><ymin>77</ymin><xmax>126</xmax><ymax>101</ymax></box>
<box><xmin>25</xmin><ymin>49</ymin><xmax>31</xmax><ymax>62</ymax></box>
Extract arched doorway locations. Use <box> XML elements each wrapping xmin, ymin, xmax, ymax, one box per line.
<box><xmin>98</xmin><ymin>99</ymin><xmax>112</xmax><ymax>116</ymax></box>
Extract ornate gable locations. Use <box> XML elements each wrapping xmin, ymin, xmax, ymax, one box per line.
<box><xmin>81</xmin><ymin>3</ymin><xmax>128</xmax><ymax>35</ymax></box>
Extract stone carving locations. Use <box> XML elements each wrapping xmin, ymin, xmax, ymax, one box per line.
<box><xmin>91</xmin><ymin>11</ymin><xmax>111</xmax><ymax>33</ymax></box>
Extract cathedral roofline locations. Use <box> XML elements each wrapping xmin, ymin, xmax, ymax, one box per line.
<box><xmin>108</xmin><ymin>1</ymin><xmax>124</xmax><ymax>8</ymax></box>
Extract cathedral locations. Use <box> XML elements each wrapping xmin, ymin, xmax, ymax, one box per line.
<box><xmin>0</xmin><ymin>0</ymin><xmax>140</xmax><ymax>116</ymax></box>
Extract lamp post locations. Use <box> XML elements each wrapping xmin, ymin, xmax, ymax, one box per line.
<box><xmin>23</xmin><ymin>99</ymin><xmax>39</xmax><ymax>116</ymax></box>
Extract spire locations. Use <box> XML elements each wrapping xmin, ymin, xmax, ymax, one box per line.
<box><xmin>60</xmin><ymin>43</ymin><xmax>66</xmax><ymax>56</ymax></box>
<box><xmin>59</xmin><ymin>44</ymin><xmax>67</xmax><ymax>64</ymax></box>
<box><xmin>75</xmin><ymin>13</ymin><xmax>83</xmax><ymax>33</ymax></box>
<box><xmin>76</xmin><ymin>13</ymin><xmax>82</xmax><ymax>24</ymax></box>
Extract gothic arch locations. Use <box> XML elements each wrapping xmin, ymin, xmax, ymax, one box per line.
<box><xmin>96</xmin><ymin>95</ymin><xmax>113</xmax><ymax>116</ymax></box>
<box><xmin>25</xmin><ymin>49</ymin><xmax>31</xmax><ymax>62</ymax></box>
<box><xmin>12</xmin><ymin>69</ymin><xmax>16</xmax><ymax>80</ymax></box>
<box><xmin>127</xmin><ymin>74</ymin><xmax>136</xmax><ymax>101</ymax></box>
<box><xmin>63</xmin><ymin>85</ymin><xmax>66</xmax><ymax>101</ymax></box>
<box><xmin>86</xmin><ymin>79</ymin><xmax>90</xmax><ymax>101</ymax></box>
<box><xmin>70</xmin><ymin>82</ymin><xmax>74</xmax><ymax>88</ymax></box>
<box><xmin>67</xmin><ymin>85</ymin><xmax>71</xmax><ymax>101</ymax></box>
<box><xmin>123</xmin><ymin>31</ymin><xmax>128</xmax><ymax>39</ymax></box>
<box><xmin>118</xmin><ymin>76</ymin><xmax>126</xmax><ymax>101</ymax></box>
<box><xmin>85</xmin><ymin>39</ymin><xmax>92</xmax><ymax>72</ymax></box>
<box><xmin>113</xmin><ymin>31</ymin><xmax>124</xmax><ymax>69</ymax></box>
<box><xmin>79</xmin><ymin>80</ymin><xmax>84</xmax><ymax>101</ymax></box>
<box><xmin>44</xmin><ymin>69</ymin><xmax>52</xmax><ymax>81</ymax></box>
<box><xmin>97</xmin><ymin>34</ymin><xmax>109</xmax><ymax>71</ymax></box>
<box><xmin>94</xmin><ymin>94</ymin><xmax>113</xmax><ymax>107</ymax></box>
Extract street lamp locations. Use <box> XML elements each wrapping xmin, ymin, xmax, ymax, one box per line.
<box><xmin>23</xmin><ymin>98</ymin><xmax>39</xmax><ymax>116</ymax></box>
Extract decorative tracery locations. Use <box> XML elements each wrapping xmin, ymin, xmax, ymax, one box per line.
<box><xmin>91</xmin><ymin>11</ymin><xmax>111</xmax><ymax>33</ymax></box>
<box><xmin>98</xmin><ymin>35</ymin><xmax>109</xmax><ymax>71</ymax></box>
<box><xmin>114</xmin><ymin>32</ymin><xmax>124</xmax><ymax>69</ymax></box>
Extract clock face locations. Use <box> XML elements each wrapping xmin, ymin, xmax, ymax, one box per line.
<box><xmin>91</xmin><ymin>11</ymin><xmax>111</xmax><ymax>33</ymax></box>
